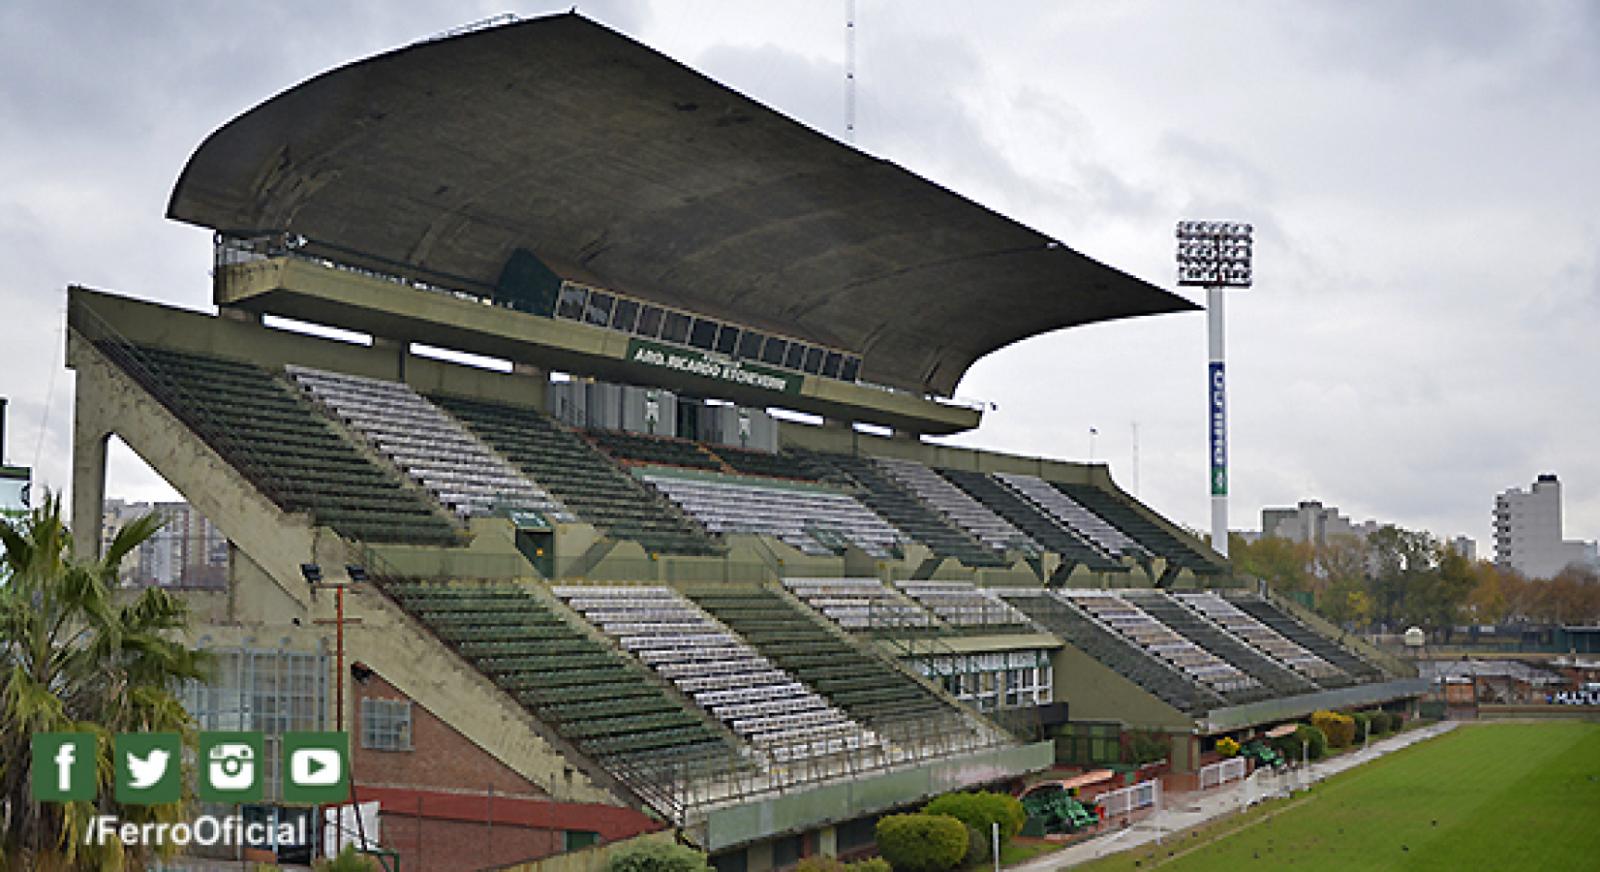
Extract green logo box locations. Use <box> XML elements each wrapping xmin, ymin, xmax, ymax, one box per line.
<box><xmin>116</xmin><ymin>733</ymin><xmax>182</xmax><ymax>805</ymax></box>
<box><xmin>281</xmin><ymin>731</ymin><xmax>349</xmax><ymax>804</ymax></box>
<box><xmin>199</xmin><ymin>731</ymin><xmax>265</xmax><ymax>802</ymax></box>
<box><xmin>31</xmin><ymin>733</ymin><xmax>96</xmax><ymax>802</ymax></box>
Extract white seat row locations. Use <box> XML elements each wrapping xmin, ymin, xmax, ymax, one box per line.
<box><xmin>288</xmin><ymin>366</ymin><xmax>573</xmax><ymax>522</ymax></box>
<box><xmin>644</xmin><ymin>473</ymin><xmax>906</xmax><ymax>557</ymax></box>
<box><xmin>782</xmin><ymin>577</ymin><xmax>937</xmax><ymax>630</ymax></box>
<box><xmin>1175</xmin><ymin>592</ymin><xmax>1345</xmax><ymax>679</ymax></box>
<box><xmin>556</xmin><ymin>585</ymin><xmax>876</xmax><ymax>758</ymax></box>
<box><xmin>895</xmin><ymin>580</ymin><xmax>1032</xmax><ymax>627</ymax></box>
<box><xmin>1060</xmin><ymin>590</ymin><xmax>1260</xmax><ymax>693</ymax></box>
<box><xmin>876</xmin><ymin>458</ymin><xmax>1038</xmax><ymax>553</ymax></box>
<box><xmin>995</xmin><ymin>473</ymin><xmax>1145</xmax><ymax>559</ymax></box>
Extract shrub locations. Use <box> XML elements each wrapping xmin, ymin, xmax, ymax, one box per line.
<box><xmin>316</xmin><ymin>847</ymin><xmax>375</xmax><ymax>872</ymax></box>
<box><xmin>1310</xmin><ymin>710</ymin><xmax>1356</xmax><ymax>748</ymax></box>
<box><xmin>1350</xmin><ymin>711</ymin><xmax>1372</xmax><ymax>742</ymax></box>
<box><xmin>1293</xmin><ymin>723</ymin><xmax>1328</xmax><ymax>761</ymax></box>
<box><xmin>607</xmin><ymin>840</ymin><xmax>712</xmax><ymax>872</ymax></box>
<box><xmin>875</xmin><ymin>814</ymin><xmax>969</xmax><ymax>872</ymax></box>
<box><xmin>796</xmin><ymin>857</ymin><xmax>846</xmax><ymax>872</ymax></box>
<box><xmin>1215</xmin><ymin>737</ymin><xmax>1241</xmax><ymax>757</ymax></box>
<box><xmin>921</xmin><ymin>791</ymin><xmax>1026</xmax><ymax>857</ymax></box>
<box><xmin>847</xmin><ymin>859</ymin><xmax>891</xmax><ymax>872</ymax></box>
<box><xmin>1374</xmin><ymin>711</ymin><xmax>1396</xmax><ymax>734</ymax></box>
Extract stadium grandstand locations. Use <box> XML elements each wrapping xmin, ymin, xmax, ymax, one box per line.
<box><xmin>64</xmin><ymin>13</ymin><xmax>1424</xmax><ymax>871</ymax></box>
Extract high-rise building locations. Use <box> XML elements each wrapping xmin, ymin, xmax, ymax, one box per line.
<box><xmin>1259</xmin><ymin>500</ymin><xmax>1379</xmax><ymax>545</ymax></box>
<box><xmin>1493</xmin><ymin>474</ymin><xmax>1598</xmax><ymax>578</ymax></box>
<box><xmin>102</xmin><ymin>499</ymin><xmax>228</xmax><ymax>588</ymax></box>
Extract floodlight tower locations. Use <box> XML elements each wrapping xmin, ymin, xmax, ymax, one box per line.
<box><xmin>1176</xmin><ymin>221</ymin><xmax>1253</xmax><ymax>558</ymax></box>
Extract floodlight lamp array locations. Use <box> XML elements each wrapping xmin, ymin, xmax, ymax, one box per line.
<box><xmin>1175</xmin><ymin>221</ymin><xmax>1253</xmax><ymax>288</ymax></box>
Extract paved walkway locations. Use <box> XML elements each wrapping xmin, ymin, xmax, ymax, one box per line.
<box><xmin>1015</xmin><ymin>721</ymin><xmax>1460</xmax><ymax>870</ymax></box>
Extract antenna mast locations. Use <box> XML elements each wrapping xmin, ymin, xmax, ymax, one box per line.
<box><xmin>845</xmin><ymin>0</ymin><xmax>857</xmax><ymax>142</ymax></box>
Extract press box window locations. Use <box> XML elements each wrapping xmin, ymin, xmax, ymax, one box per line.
<box><xmin>760</xmin><ymin>337</ymin><xmax>787</xmax><ymax>365</ymax></box>
<box><xmin>689</xmin><ymin>318</ymin><xmax>719</xmax><ymax>350</ymax></box>
<box><xmin>715</xmin><ymin>324</ymin><xmax>741</xmax><ymax>355</ymax></box>
<box><xmin>555</xmin><ymin>286</ymin><xmax>588</xmax><ymax>320</ymax></box>
<box><xmin>637</xmin><ymin>305</ymin><xmax>665</xmax><ymax>338</ymax></box>
<box><xmin>360</xmin><ymin>699</ymin><xmax>413</xmax><ymax>752</ymax></box>
<box><xmin>610</xmin><ymin>298</ymin><xmax>640</xmax><ymax>332</ymax></box>
<box><xmin>822</xmin><ymin>350</ymin><xmax>843</xmax><ymax>379</ymax></box>
<box><xmin>583</xmin><ymin>293</ymin><xmax>614</xmax><ymax>327</ymax></box>
<box><xmin>840</xmin><ymin>356</ymin><xmax>861</xmax><ymax>381</ymax></box>
<box><xmin>661</xmin><ymin>311</ymin><xmax>691</xmax><ymax>344</ymax></box>
<box><xmin>783</xmin><ymin>342</ymin><xmax>807</xmax><ymax>370</ymax></box>
<box><xmin>803</xmin><ymin>346</ymin><xmax>824</xmax><ymax>374</ymax></box>
<box><xmin>737</xmin><ymin>330</ymin><xmax>764</xmax><ymax>360</ymax></box>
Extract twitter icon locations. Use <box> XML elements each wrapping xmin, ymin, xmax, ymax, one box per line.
<box><xmin>116</xmin><ymin>733</ymin><xmax>182</xmax><ymax>804</ymax></box>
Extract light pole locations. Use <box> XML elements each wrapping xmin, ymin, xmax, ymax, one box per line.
<box><xmin>1176</xmin><ymin>221</ymin><xmax>1254</xmax><ymax>558</ymax></box>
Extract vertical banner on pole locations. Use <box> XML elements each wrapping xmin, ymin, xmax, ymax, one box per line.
<box><xmin>1208</xmin><ymin>361</ymin><xmax>1227</xmax><ymax>496</ymax></box>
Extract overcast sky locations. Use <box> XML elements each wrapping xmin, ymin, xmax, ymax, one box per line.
<box><xmin>3</xmin><ymin>1</ymin><xmax>1597</xmax><ymax>553</ymax></box>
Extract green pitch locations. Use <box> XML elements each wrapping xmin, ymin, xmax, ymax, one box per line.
<box><xmin>1079</xmin><ymin>722</ymin><xmax>1600</xmax><ymax>872</ymax></box>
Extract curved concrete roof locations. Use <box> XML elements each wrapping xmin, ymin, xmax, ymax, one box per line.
<box><xmin>168</xmin><ymin>13</ymin><xmax>1197</xmax><ymax>396</ymax></box>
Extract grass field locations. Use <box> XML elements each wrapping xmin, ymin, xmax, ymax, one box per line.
<box><xmin>1076</xmin><ymin>722</ymin><xmax>1600</xmax><ymax>872</ymax></box>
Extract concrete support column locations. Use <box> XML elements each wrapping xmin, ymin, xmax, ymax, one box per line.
<box><xmin>818</xmin><ymin>826</ymin><xmax>837</xmax><ymax>858</ymax></box>
<box><xmin>71</xmin><ymin>387</ymin><xmax>110</xmax><ymax>561</ymax></box>
<box><xmin>1169</xmin><ymin>732</ymin><xmax>1200</xmax><ymax>774</ymax></box>
<box><xmin>372</xmin><ymin>336</ymin><xmax>407</xmax><ymax>381</ymax></box>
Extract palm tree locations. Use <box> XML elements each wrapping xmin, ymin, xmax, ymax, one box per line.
<box><xmin>1</xmin><ymin>492</ymin><xmax>210</xmax><ymax>871</ymax></box>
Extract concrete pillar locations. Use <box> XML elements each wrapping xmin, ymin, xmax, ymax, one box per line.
<box><xmin>372</xmin><ymin>336</ymin><xmax>407</xmax><ymax>381</ymax></box>
<box><xmin>1168</xmin><ymin>732</ymin><xmax>1200</xmax><ymax>773</ymax></box>
<box><xmin>818</xmin><ymin>826</ymin><xmax>838</xmax><ymax>858</ymax></box>
<box><xmin>71</xmin><ymin>389</ymin><xmax>110</xmax><ymax>561</ymax></box>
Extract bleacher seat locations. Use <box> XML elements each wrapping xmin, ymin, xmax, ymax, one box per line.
<box><xmin>801</xmin><ymin>452</ymin><xmax>1010</xmax><ymax>568</ymax></box>
<box><xmin>782</xmin><ymin>577</ymin><xmax>937</xmax><ymax>632</ymax></box>
<box><xmin>708</xmin><ymin>445</ymin><xmax>823</xmax><ymax>481</ymax></box>
<box><xmin>587</xmin><ymin>429</ymin><xmax>723</xmax><ymax>471</ymax></box>
<box><xmin>431</xmin><ymin>394</ymin><xmax>721</xmax><ymax>555</ymax></box>
<box><xmin>895</xmin><ymin>580</ymin><xmax>1033</xmax><ymax>631</ymax></box>
<box><xmin>876</xmin><ymin>458</ymin><xmax>1040</xmax><ymax>555</ymax></box>
<box><xmin>556</xmin><ymin>585</ymin><xmax>874</xmax><ymax>759</ymax></box>
<box><xmin>1120</xmin><ymin>590</ymin><xmax>1319</xmax><ymax>697</ymax></box>
<box><xmin>640</xmin><ymin>469</ymin><xmax>905</xmax><ymax>557</ymax></box>
<box><xmin>999</xmin><ymin>589</ymin><xmax>1224</xmax><ymax>716</ymax></box>
<box><xmin>939</xmin><ymin>470</ymin><xmax>1125</xmax><ymax>572</ymax></box>
<box><xmin>106</xmin><ymin>344</ymin><xmax>461</xmax><ymax>545</ymax></box>
<box><xmin>685</xmin><ymin>586</ymin><xmax>1003</xmax><ymax>754</ymax></box>
<box><xmin>287</xmin><ymin>366</ymin><xmax>571</xmax><ymax>522</ymax></box>
<box><xmin>995</xmin><ymin>473</ymin><xmax>1148</xmax><ymax>560</ymax></box>
<box><xmin>1059</xmin><ymin>590</ymin><xmax>1263</xmax><ymax>702</ymax></box>
<box><xmin>1053</xmin><ymin>483</ymin><xmax>1223</xmax><ymax>575</ymax></box>
<box><xmin>1228</xmin><ymin>594</ymin><xmax>1386</xmax><ymax>682</ymax></box>
<box><xmin>1174</xmin><ymin>592</ymin><xmax>1352</xmax><ymax>686</ymax></box>
<box><xmin>381</xmin><ymin>580</ymin><xmax>736</xmax><ymax>772</ymax></box>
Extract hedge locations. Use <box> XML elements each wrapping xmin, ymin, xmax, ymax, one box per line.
<box><xmin>875</xmin><ymin>814</ymin><xmax>968</xmax><ymax>872</ymax></box>
<box><xmin>606</xmin><ymin>840</ymin><xmax>712</xmax><ymax>872</ymax></box>
<box><xmin>921</xmin><ymin>791</ymin><xmax>1025</xmax><ymax>857</ymax></box>
<box><xmin>1293</xmin><ymin>723</ymin><xmax>1329</xmax><ymax>761</ymax></box>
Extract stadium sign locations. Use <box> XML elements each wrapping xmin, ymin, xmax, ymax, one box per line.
<box><xmin>626</xmin><ymin>339</ymin><xmax>801</xmax><ymax>396</ymax></box>
<box><xmin>1550</xmin><ymin>690</ymin><xmax>1600</xmax><ymax>706</ymax></box>
<box><xmin>1208</xmin><ymin>362</ymin><xmax>1227</xmax><ymax>495</ymax></box>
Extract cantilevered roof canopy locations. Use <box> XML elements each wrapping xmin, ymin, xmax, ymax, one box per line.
<box><xmin>169</xmin><ymin>12</ymin><xmax>1197</xmax><ymax>396</ymax></box>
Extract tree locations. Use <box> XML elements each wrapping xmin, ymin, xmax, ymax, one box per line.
<box><xmin>1464</xmin><ymin>561</ymin><xmax>1510</xmax><ymax>626</ymax></box>
<box><xmin>1230</xmin><ymin>535</ymin><xmax>1314</xmax><ymax>594</ymax></box>
<box><xmin>1</xmin><ymin>492</ymin><xmax>210</xmax><ymax>871</ymax></box>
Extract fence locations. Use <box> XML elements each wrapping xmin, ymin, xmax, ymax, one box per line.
<box><xmin>1198</xmin><ymin>756</ymin><xmax>1248</xmax><ymax>790</ymax></box>
<box><xmin>1098</xmin><ymin>778</ymin><xmax>1161</xmax><ymax>818</ymax></box>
